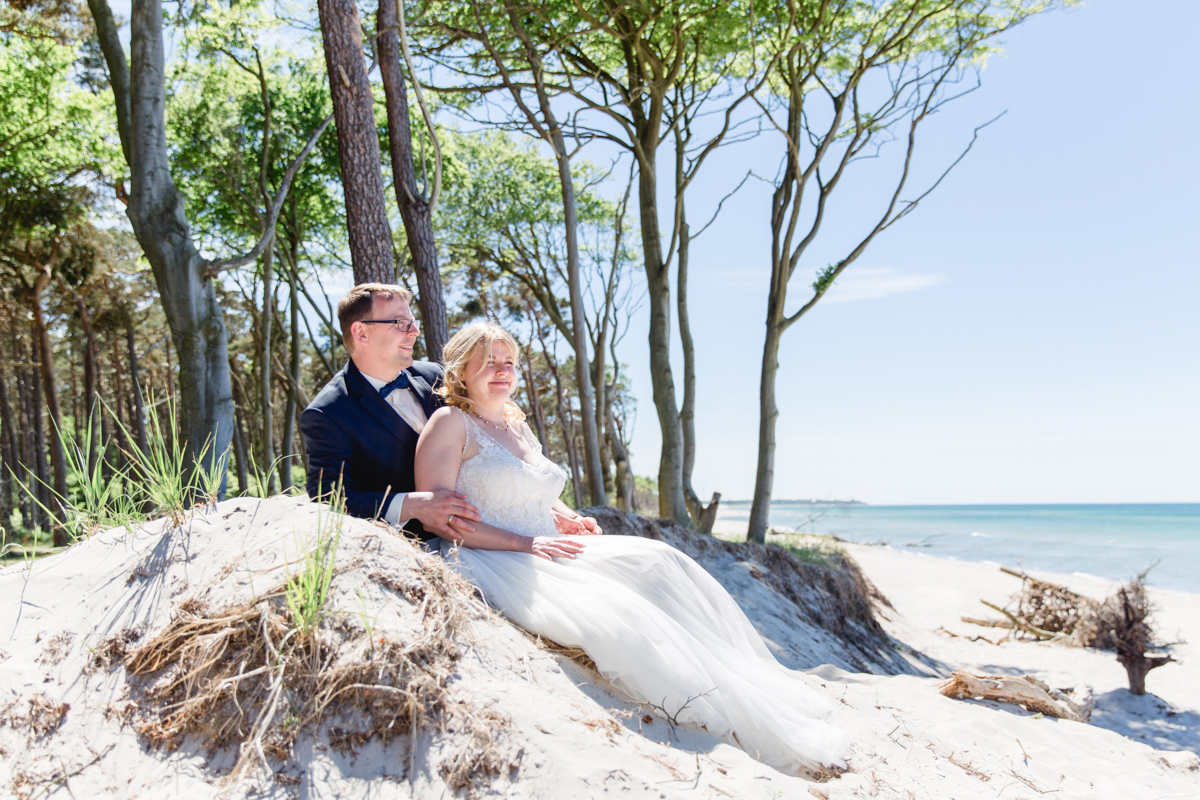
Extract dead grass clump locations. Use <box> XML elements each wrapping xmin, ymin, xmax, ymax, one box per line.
<box><xmin>439</xmin><ymin>706</ymin><xmax>521</xmax><ymax>796</ymax></box>
<box><xmin>35</xmin><ymin>632</ymin><xmax>73</xmax><ymax>664</ymax></box>
<box><xmin>532</xmin><ymin>635</ymin><xmax>598</xmax><ymax>672</ymax></box>
<box><xmin>88</xmin><ymin>628</ymin><xmax>142</xmax><ymax>672</ymax></box>
<box><xmin>125</xmin><ymin>551</ymin><xmax>506</xmax><ymax>790</ymax></box>
<box><xmin>2</xmin><ymin>693</ymin><xmax>70</xmax><ymax>738</ymax></box>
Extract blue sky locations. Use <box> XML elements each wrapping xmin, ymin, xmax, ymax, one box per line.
<box><xmin>621</xmin><ymin>0</ymin><xmax>1200</xmax><ymax>504</ymax></box>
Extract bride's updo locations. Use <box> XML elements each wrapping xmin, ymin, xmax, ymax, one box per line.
<box><xmin>437</xmin><ymin>322</ymin><xmax>527</xmax><ymax>423</ymax></box>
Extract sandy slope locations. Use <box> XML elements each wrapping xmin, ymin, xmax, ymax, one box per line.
<box><xmin>0</xmin><ymin>498</ymin><xmax>1195</xmax><ymax>799</ymax></box>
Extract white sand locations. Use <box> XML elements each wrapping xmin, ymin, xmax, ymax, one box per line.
<box><xmin>0</xmin><ymin>498</ymin><xmax>1195</xmax><ymax>799</ymax></box>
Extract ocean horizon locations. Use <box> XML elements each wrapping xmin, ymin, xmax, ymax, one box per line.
<box><xmin>715</xmin><ymin>501</ymin><xmax>1200</xmax><ymax>593</ymax></box>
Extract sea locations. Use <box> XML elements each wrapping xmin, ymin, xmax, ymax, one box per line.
<box><xmin>716</xmin><ymin>502</ymin><xmax>1200</xmax><ymax>593</ymax></box>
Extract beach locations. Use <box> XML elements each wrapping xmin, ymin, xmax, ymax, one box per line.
<box><xmin>0</xmin><ymin>497</ymin><xmax>1196</xmax><ymax>798</ymax></box>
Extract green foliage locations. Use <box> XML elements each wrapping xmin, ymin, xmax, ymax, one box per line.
<box><xmin>812</xmin><ymin>262</ymin><xmax>842</xmax><ymax>295</ymax></box>
<box><xmin>54</xmin><ymin>412</ymin><xmax>141</xmax><ymax>540</ymax></box>
<box><xmin>285</xmin><ymin>485</ymin><xmax>345</xmax><ymax>635</ymax></box>
<box><xmin>110</xmin><ymin>396</ymin><xmax>226</xmax><ymax>526</ymax></box>
<box><xmin>0</xmin><ymin>34</ymin><xmax>116</xmax><ymax>188</ymax></box>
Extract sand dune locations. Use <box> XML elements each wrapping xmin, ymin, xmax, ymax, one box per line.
<box><xmin>0</xmin><ymin>497</ymin><xmax>1195</xmax><ymax>799</ymax></box>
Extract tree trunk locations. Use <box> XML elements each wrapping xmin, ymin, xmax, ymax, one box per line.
<box><xmin>74</xmin><ymin>295</ymin><xmax>100</xmax><ymax>473</ymax></box>
<box><xmin>11</xmin><ymin>331</ymin><xmax>35</xmax><ymax>530</ymax></box>
<box><xmin>229</xmin><ymin>367</ymin><xmax>252</xmax><ymax>494</ymax></box>
<box><xmin>636</xmin><ymin>147</ymin><xmax>689</xmax><ymax>525</ymax></box>
<box><xmin>317</xmin><ymin>0</ymin><xmax>394</xmax><ymax>285</ymax></box>
<box><xmin>27</xmin><ymin>326</ymin><xmax>51</xmax><ymax>533</ymax></box>
<box><xmin>30</xmin><ymin>276</ymin><xmax>69</xmax><ymax>546</ymax></box>
<box><xmin>521</xmin><ymin>357</ymin><xmax>550</xmax><ymax>458</ymax></box>
<box><xmin>592</xmin><ymin>354</ymin><xmax>612</xmax><ymax>496</ymax></box>
<box><xmin>89</xmin><ymin>0</ymin><xmax>235</xmax><ymax>496</ymax></box>
<box><xmin>280</xmin><ymin>243</ymin><xmax>300</xmax><ymax>492</ymax></box>
<box><xmin>259</xmin><ymin>242</ymin><xmax>277</xmax><ymax>494</ymax></box>
<box><xmin>549</xmin><ymin>138</ymin><xmax>605</xmax><ymax>507</ymax></box>
<box><xmin>377</xmin><ymin>0</ymin><xmax>449</xmax><ymax>360</ymax></box>
<box><xmin>606</xmin><ymin>402</ymin><xmax>634</xmax><ymax>512</ymax></box>
<box><xmin>676</xmin><ymin>204</ymin><xmax>701</xmax><ymax>521</ymax></box>
<box><xmin>491</xmin><ymin>4</ymin><xmax>605</xmax><ymax>505</ymax></box>
<box><xmin>125</xmin><ymin>322</ymin><xmax>149</xmax><ymax>455</ymax></box>
<box><xmin>747</xmin><ymin>303</ymin><xmax>784</xmax><ymax>544</ymax></box>
<box><xmin>547</xmin><ymin>353</ymin><xmax>583</xmax><ymax>507</ymax></box>
<box><xmin>0</xmin><ymin>356</ymin><xmax>15</xmax><ymax>528</ymax></box>
<box><xmin>109</xmin><ymin>335</ymin><xmax>131</xmax><ymax>473</ymax></box>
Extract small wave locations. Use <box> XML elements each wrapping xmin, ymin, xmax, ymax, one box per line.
<box><xmin>970</xmin><ymin>531</ymin><xmax>996</xmax><ymax>538</ymax></box>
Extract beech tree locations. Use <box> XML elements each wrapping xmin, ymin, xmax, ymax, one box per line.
<box><xmin>745</xmin><ymin>0</ymin><xmax>1054</xmax><ymax>542</ymax></box>
<box><xmin>87</xmin><ymin>0</ymin><xmax>327</xmax><ymax>494</ymax></box>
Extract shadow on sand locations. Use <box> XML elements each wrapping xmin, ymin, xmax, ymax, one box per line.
<box><xmin>1089</xmin><ymin>689</ymin><xmax>1200</xmax><ymax>755</ymax></box>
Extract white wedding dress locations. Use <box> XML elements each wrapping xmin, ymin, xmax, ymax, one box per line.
<box><xmin>434</xmin><ymin>415</ymin><xmax>848</xmax><ymax>772</ymax></box>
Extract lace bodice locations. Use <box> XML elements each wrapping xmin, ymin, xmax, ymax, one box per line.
<box><xmin>456</xmin><ymin>414</ymin><xmax>566</xmax><ymax>537</ymax></box>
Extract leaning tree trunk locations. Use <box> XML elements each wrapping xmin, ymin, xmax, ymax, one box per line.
<box><xmin>317</xmin><ymin>0</ymin><xmax>394</xmax><ymax>285</ymax></box>
<box><xmin>493</xmin><ymin>4</ymin><xmax>606</xmax><ymax>504</ymax></box>
<box><xmin>90</xmin><ymin>0</ymin><xmax>235</xmax><ymax>495</ymax></box>
<box><xmin>377</xmin><ymin>0</ymin><xmax>449</xmax><ymax>359</ymax></box>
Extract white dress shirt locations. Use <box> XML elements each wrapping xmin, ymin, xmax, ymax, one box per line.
<box><xmin>361</xmin><ymin>370</ymin><xmax>430</xmax><ymax>526</ymax></box>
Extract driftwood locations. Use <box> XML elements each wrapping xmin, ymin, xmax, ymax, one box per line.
<box><xmin>984</xmin><ymin>564</ymin><xmax>1178</xmax><ymax>695</ymax></box>
<box><xmin>1001</xmin><ymin>566</ymin><xmax>1098</xmax><ymax>637</ymax></box>
<box><xmin>938</xmin><ymin>670</ymin><xmax>1094</xmax><ymax>723</ymax></box>
<box><xmin>980</xmin><ymin>600</ymin><xmax>1058</xmax><ymax>641</ymax></box>
<box><xmin>961</xmin><ymin>616</ymin><xmax>1014</xmax><ymax>629</ymax></box>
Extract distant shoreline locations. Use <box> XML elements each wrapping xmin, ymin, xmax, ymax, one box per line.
<box><xmin>720</xmin><ymin>499</ymin><xmax>867</xmax><ymax>506</ymax></box>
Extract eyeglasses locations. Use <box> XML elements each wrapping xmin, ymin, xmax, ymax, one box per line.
<box><xmin>360</xmin><ymin>318</ymin><xmax>420</xmax><ymax>333</ymax></box>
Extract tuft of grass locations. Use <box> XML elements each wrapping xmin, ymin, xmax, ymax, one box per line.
<box><xmin>116</xmin><ymin>396</ymin><xmax>225</xmax><ymax>525</ymax></box>
<box><xmin>285</xmin><ymin>488</ymin><xmax>345</xmax><ymax>636</ymax></box>
<box><xmin>13</xmin><ymin>395</ymin><xmax>229</xmax><ymax>549</ymax></box>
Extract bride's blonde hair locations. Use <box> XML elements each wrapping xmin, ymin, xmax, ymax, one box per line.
<box><xmin>437</xmin><ymin>322</ymin><xmax>527</xmax><ymax>423</ymax></box>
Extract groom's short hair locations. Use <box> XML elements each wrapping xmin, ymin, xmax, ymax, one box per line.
<box><xmin>337</xmin><ymin>283</ymin><xmax>414</xmax><ymax>352</ymax></box>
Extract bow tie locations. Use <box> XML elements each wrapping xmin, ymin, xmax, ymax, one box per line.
<box><xmin>379</xmin><ymin>371</ymin><xmax>411</xmax><ymax>398</ymax></box>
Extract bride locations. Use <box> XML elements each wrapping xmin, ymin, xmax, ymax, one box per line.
<box><xmin>414</xmin><ymin>322</ymin><xmax>848</xmax><ymax>773</ymax></box>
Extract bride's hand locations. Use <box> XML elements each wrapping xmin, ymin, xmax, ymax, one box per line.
<box><xmin>528</xmin><ymin>536</ymin><xmax>586</xmax><ymax>561</ymax></box>
<box><xmin>553</xmin><ymin>511</ymin><xmax>604</xmax><ymax>536</ymax></box>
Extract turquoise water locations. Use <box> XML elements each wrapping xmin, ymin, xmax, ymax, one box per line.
<box><xmin>717</xmin><ymin>502</ymin><xmax>1200</xmax><ymax>593</ymax></box>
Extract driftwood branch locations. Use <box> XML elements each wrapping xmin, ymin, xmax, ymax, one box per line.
<box><xmin>938</xmin><ymin>670</ymin><xmax>1093</xmax><ymax>722</ymax></box>
<box><xmin>980</xmin><ymin>600</ymin><xmax>1058</xmax><ymax>641</ymax></box>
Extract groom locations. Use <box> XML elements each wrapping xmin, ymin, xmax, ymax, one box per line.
<box><xmin>300</xmin><ymin>283</ymin><xmax>480</xmax><ymax>543</ymax></box>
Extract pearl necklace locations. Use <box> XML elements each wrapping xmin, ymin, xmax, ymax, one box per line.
<box><xmin>471</xmin><ymin>412</ymin><xmax>510</xmax><ymax>433</ymax></box>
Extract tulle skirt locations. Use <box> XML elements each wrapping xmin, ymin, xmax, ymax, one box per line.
<box><xmin>435</xmin><ymin>534</ymin><xmax>848</xmax><ymax>772</ymax></box>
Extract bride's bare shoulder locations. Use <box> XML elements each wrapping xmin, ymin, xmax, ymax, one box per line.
<box><xmin>422</xmin><ymin>406</ymin><xmax>467</xmax><ymax>440</ymax></box>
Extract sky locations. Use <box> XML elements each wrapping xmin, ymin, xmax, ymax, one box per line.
<box><xmin>107</xmin><ymin>0</ymin><xmax>1199</xmax><ymax>505</ymax></box>
<box><xmin>617</xmin><ymin>0</ymin><xmax>1200</xmax><ymax>504</ymax></box>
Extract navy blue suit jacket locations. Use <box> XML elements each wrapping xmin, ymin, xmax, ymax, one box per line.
<box><xmin>300</xmin><ymin>358</ymin><xmax>444</xmax><ymax>541</ymax></box>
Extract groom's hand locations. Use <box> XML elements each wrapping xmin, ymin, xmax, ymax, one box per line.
<box><xmin>402</xmin><ymin>490</ymin><xmax>481</xmax><ymax>543</ymax></box>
